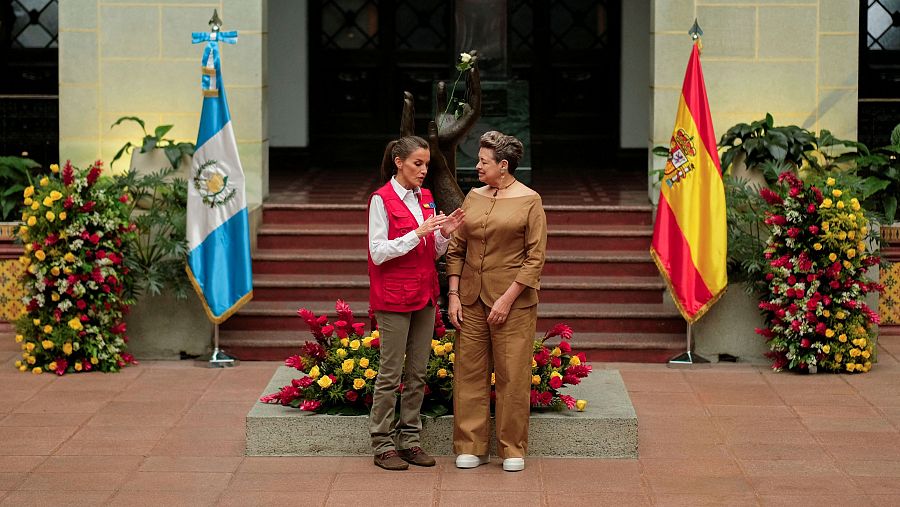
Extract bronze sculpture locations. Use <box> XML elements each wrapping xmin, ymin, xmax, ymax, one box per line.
<box><xmin>397</xmin><ymin>53</ymin><xmax>482</xmax><ymax>214</ymax></box>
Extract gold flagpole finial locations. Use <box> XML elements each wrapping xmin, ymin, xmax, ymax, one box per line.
<box><xmin>209</xmin><ymin>9</ymin><xmax>223</xmax><ymax>32</ymax></box>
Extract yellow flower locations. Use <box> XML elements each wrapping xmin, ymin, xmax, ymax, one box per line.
<box><xmin>828</xmin><ymin>253</ymin><xmax>837</xmax><ymax>262</ymax></box>
<box><xmin>850</xmin><ymin>348</ymin><xmax>860</xmax><ymax>357</ymax></box>
<box><xmin>842</xmin><ymin>260</ymin><xmax>852</xmax><ymax>270</ymax></box>
<box><xmin>68</xmin><ymin>318</ymin><xmax>83</xmax><ymax>331</ymax></box>
<box><xmin>836</xmin><ymin>201</ymin><xmax>845</xmax><ymax>210</ymax></box>
<box><xmin>433</xmin><ymin>345</ymin><xmax>446</xmax><ymax>356</ymax></box>
<box><xmin>14</xmin><ymin>360</ymin><xmax>22</xmax><ymax>368</ymax></box>
<box><xmin>832</xmin><ymin>189</ymin><xmax>843</xmax><ymax>197</ymax></box>
<box><xmin>309</xmin><ymin>365</ymin><xmax>320</xmax><ymax>379</ymax></box>
<box><xmin>821</xmin><ymin>198</ymin><xmax>833</xmax><ymax>208</ymax></box>
<box><xmin>26</xmin><ymin>356</ymin><xmax>36</xmax><ymax>365</ymax></box>
<box><xmin>58</xmin><ymin>211</ymin><xmax>66</xmax><ymax>221</ymax></box>
<box><xmin>826</xmin><ymin>177</ymin><xmax>836</xmax><ymax>186</ymax></box>
<box><xmin>23</xmin><ymin>197</ymin><xmax>32</xmax><ymax>206</ymax></box>
<box><xmin>359</xmin><ymin>358</ymin><xmax>369</xmax><ymax>368</ymax></box>
<box><xmin>846</xmin><ymin>363</ymin><xmax>855</xmax><ymax>372</ymax></box>
<box><xmin>32</xmin><ymin>318</ymin><xmax>40</xmax><ymax>326</ymax></box>
<box><xmin>860</xmin><ymin>226</ymin><xmax>868</xmax><ymax>236</ymax></box>
<box><xmin>45</xmin><ymin>211</ymin><xmax>55</xmax><ymax>222</ymax></box>
<box><xmin>846</xmin><ymin>249</ymin><xmax>856</xmax><ymax>259</ymax></box>
<box><xmin>336</xmin><ymin>348</ymin><xmax>347</xmax><ymax>359</ymax></box>
<box><xmin>50</xmin><ymin>266</ymin><xmax>60</xmax><ymax>276</ymax></box>
<box><xmin>317</xmin><ymin>375</ymin><xmax>333</xmax><ymax>389</ymax></box>
<box><xmin>847</xmin><ymin>230</ymin><xmax>856</xmax><ymax>240</ymax></box>
<box><xmin>15</xmin><ymin>334</ymin><xmax>23</xmax><ymax>343</ymax></box>
<box><xmin>443</xmin><ymin>342</ymin><xmax>453</xmax><ymax>353</ymax></box>
<box><xmin>50</xmin><ymin>163</ymin><xmax>59</xmax><ymax>173</ymax></box>
<box><xmin>32</xmin><ymin>367</ymin><xmax>42</xmax><ymax>374</ymax></box>
<box><xmin>43</xmin><ymin>325</ymin><xmax>53</xmax><ymax>334</ymax></box>
<box><xmin>74</xmin><ymin>362</ymin><xmax>82</xmax><ymax>371</ymax></box>
<box><xmin>532</xmin><ymin>375</ymin><xmax>541</xmax><ymax>385</ymax></box>
<box><xmin>62</xmin><ymin>342</ymin><xmax>73</xmax><ymax>355</ymax></box>
<box><xmin>371</xmin><ymin>330</ymin><xmax>380</xmax><ymax>339</ymax></box>
<box><xmin>353</xmin><ymin>378</ymin><xmax>365</xmax><ymax>389</ymax></box>
<box><xmin>90</xmin><ymin>357</ymin><xmax>98</xmax><ymax>365</ymax></box>
<box><xmin>431</xmin><ymin>339</ymin><xmax>439</xmax><ymax>348</ymax></box>
<box><xmin>822</xmin><ymin>344</ymin><xmax>830</xmax><ymax>354</ymax></box>
<box><xmin>491</xmin><ymin>372</ymin><xmax>496</xmax><ymax>385</ymax></box>
<box><xmin>857</xmin><ymin>241</ymin><xmax>866</xmax><ymax>252</ymax></box>
<box><xmin>19</xmin><ymin>225</ymin><xmax>28</xmax><ymax>236</ymax></box>
<box><xmin>449</xmin><ymin>352</ymin><xmax>455</xmax><ymax>363</ymax></box>
<box><xmin>364</xmin><ymin>368</ymin><xmax>377</xmax><ymax>379</ymax></box>
<box><xmin>49</xmin><ymin>190</ymin><xmax>62</xmax><ymax>201</ymax></box>
<box><xmin>26</xmin><ymin>342</ymin><xmax>35</xmax><ymax>352</ymax></box>
<box><xmin>18</xmin><ymin>364</ymin><xmax>27</xmax><ymax>372</ymax></box>
<box><xmin>551</xmin><ymin>347</ymin><xmax>561</xmax><ymax>357</ymax></box>
<box><xmin>48</xmin><ymin>361</ymin><xmax>57</xmax><ymax>371</ymax></box>
<box><xmin>569</xmin><ymin>355</ymin><xmax>581</xmax><ymax>366</ymax></box>
<box><xmin>835</xmin><ymin>311</ymin><xmax>846</xmax><ymax>320</ymax></box>
<box><xmin>64</xmin><ymin>252</ymin><xmax>75</xmax><ymax>263</ymax></box>
<box><xmin>864</xmin><ymin>361</ymin><xmax>872</xmax><ymax>370</ymax></box>
<box><xmin>42</xmin><ymin>196</ymin><xmax>53</xmax><ymax>207</ymax></box>
<box><xmin>30</xmin><ymin>201</ymin><xmax>39</xmax><ymax>211</ymax></box>
<box><xmin>823</xmin><ymin>310</ymin><xmax>831</xmax><ymax>317</ymax></box>
<box><xmin>575</xmin><ymin>400</ymin><xmax>587</xmax><ymax>411</ymax></box>
<box><xmin>813</xmin><ymin>243</ymin><xmax>822</xmax><ymax>250</ymax></box>
<box><xmin>341</xmin><ymin>358</ymin><xmax>355</xmax><ymax>373</ymax></box>
<box><xmin>362</xmin><ymin>337</ymin><xmax>374</xmax><ymax>348</ymax></box>
<box><xmin>837</xmin><ymin>231</ymin><xmax>847</xmax><ymax>241</ymax></box>
<box><xmin>825</xmin><ymin>329</ymin><xmax>835</xmax><ymax>338</ymax></box>
<box><xmin>532</xmin><ymin>358</ymin><xmax>537</xmax><ymax>368</ymax></box>
<box><xmin>550</xmin><ymin>371</ymin><xmax>563</xmax><ymax>379</ymax></box>
<box><xmin>822</xmin><ymin>222</ymin><xmax>830</xmax><ymax>231</ymax></box>
<box><xmin>34</xmin><ymin>250</ymin><xmax>46</xmax><ymax>261</ymax></box>
<box><xmin>41</xmin><ymin>339</ymin><xmax>53</xmax><ymax>350</ymax></box>
<box><xmin>340</xmin><ymin>338</ymin><xmax>349</xmax><ymax>347</ymax></box>
<box><xmin>27</xmin><ymin>216</ymin><xmax>36</xmax><ymax>227</ymax></box>
<box><xmin>350</xmin><ymin>339</ymin><xmax>361</xmax><ymax>351</ymax></box>
<box><xmin>862</xmin><ymin>350</ymin><xmax>871</xmax><ymax>359</ymax></box>
<box><xmin>39</xmin><ymin>177</ymin><xmax>49</xmax><ymax>187</ymax></box>
<box><xmin>835</xmin><ymin>353</ymin><xmax>843</xmax><ymax>363</ymax></box>
<box><xmin>437</xmin><ymin>368</ymin><xmax>448</xmax><ymax>378</ymax></box>
<box><xmin>858</xmin><ymin>338</ymin><xmax>867</xmax><ymax>347</ymax></box>
<box><xmin>23</xmin><ymin>185</ymin><xmax>34</xmax><ymax>198</ymax></box>
<box><xmin>838</xmin><ymin>334</ymin><xmax>847</xmax><ymax>343</ymax></box>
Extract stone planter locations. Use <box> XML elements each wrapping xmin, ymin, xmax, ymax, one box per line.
<box><xmin>128</xmin><ymin>149</ymin><xmax>191</xmax><ymax>209</ymax></box>
<box><xmin>125</xmin><ymin>290</ymin><xmax>212</xmax><ymax>360</ymax></box>
<box><xmin>692</xmin><ymin>282</ymin><xmax>769</xmax><ymax>364</ymax></box>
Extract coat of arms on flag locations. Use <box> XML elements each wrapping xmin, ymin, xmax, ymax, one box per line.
<box><xmin>186</xmin><ymin>18</ymin><xmax>253</xmax><ymax>324</ymax></box>
<box><xmin>651</xmin><ymin>40</ymin><xmax>727</xmax><ymax>324</ymax></box>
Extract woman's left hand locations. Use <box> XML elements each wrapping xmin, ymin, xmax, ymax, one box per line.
<box><xmin>487</xmin><ymin>295</ymin><xmax>513</xmax><ymax>325</ymax></box>
<box><xmin>440</xmin><ymin>208</ymin><xmax>466</xmax><ymax>237</ymax></box>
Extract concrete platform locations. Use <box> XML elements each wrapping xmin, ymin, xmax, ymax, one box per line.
<box><xmin>246</xmin><ymin>365</ymin><xmax>638</xmax><ymax>458</ymax></box>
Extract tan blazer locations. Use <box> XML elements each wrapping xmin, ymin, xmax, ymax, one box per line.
<box><xmin>446</xmin><ymin>192</ymin><xmax>547</xmax><ymax>309</ymax></box>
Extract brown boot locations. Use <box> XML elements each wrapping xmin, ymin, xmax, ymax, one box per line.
<box><xmin>398</xmin><ymin>446</ymin><xmax>436</xmax><ymax>467</ymax></box>
<box><xmin>374</xmin><ymin>450</ymin><xmax>409</xmax><ymax>471</ymax></box>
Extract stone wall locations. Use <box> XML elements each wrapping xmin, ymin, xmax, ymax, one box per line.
<box><xmin>650</xmin><ymin>0</ymin><xmax>859</xmax><ymax>192</ymax></box>
<box><xmin>58</xmin><ymin>0</ymin><xmax>269</xmax><ymax>208</ymax></box>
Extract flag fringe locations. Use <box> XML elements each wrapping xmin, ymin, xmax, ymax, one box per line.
<box><xmin>650</xmin><ymin>246</ymin><xmax>726</xmax><ymax>324</ymax></box>
<box><xmin>185</xmin><ymin>263</ymin><xmax>253</xmax><ymax>325</ymax></box>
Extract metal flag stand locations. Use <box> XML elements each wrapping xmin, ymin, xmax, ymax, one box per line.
<box><xmin>667</xmin><ymin>322</ymin><xmax>710</xmax><ymax>368</ymax></box>
<box><xmin>197</xmin><ymin>323</ymin><xmax>239</xmax><ymax>368</ymax></box>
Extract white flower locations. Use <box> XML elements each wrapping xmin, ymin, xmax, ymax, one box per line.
<box><xmin>460</xmin><ymin>52</ymin><xmax>472</xmax><ymax>63</ymax></box>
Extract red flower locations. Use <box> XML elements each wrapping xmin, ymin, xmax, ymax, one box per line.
<box><xmin>345</xmin><ymin>390</ymin><xmax>358</xmax><ymax>402</ymax></box>
<box><xmin>539</xmin><ymin>391</ymin><xmax>553</xmax><ymax>405</ymax></box>
<box><xmin>54</xmin><ymin>358</ymin><xmax>68</xmax><ymax>376</ymax></box>
<box><xmin>299</xmin><ymin>400</ymin><xmax>321</xmax><ymax>411</ymax></box>
<box><xmin>530</xmin><ymin>389</ymin><xmax>539</xmax><ymax>405</ymax></box>
<box><xmin>558</xmin><ymin>341</ymin><xmax>571</xmax><ymax>354</ymax></box>
<box><xmin>807</xmin><ymin>225</ymin><xmax>819</xmax><ymax>234</ymax></box>
<box><xmin>294</xmin><ymin>376</ymin><xmax>314</xmax><ymax>388</ymax></box>
<box><xmin>549</xmin><ymin>376</ymin><xmax>563</xmax><ymax>389</ymax></box>
<box><xmin>800</xmin><ymin>338</ymin><xmax>811</xmax><ymax>348</ymax></box>
<box><xmin>86</xmin><ymin>162</ymin><xmax>102</xmax><ymax>186</ymax></box>
<box><xmin>352</xmin><ymin>322</ymin><xmax>366</xmax><ymax>335</ymax></box>
<box><xmin>559</xmin><ymin>394</ymin><xmax>577</xmax><ymax>409</ymax></box>
<box><xmin>119</xmin><ymin>194</ymin><xmax>129</xmax><ymax>203</ymax></box>
<box><xmin>320</xmin><ymin>325</ymin><xmax>335</xmax><ymax>336</ymax></box>
<box><xmin>759</xmin><ymin>188</ymin><xmax>783</xmax><ymax>205</ymax></box>
<box><xmin>550</xmin><ymin>356</ymin><xmax>561</xmax><ymax>368</ymax></box>
<box><xmin>285</xmin><ymin>355</ymin><xmax>304</xmax><ymax>370</ymax></box>
<box><xmin>110</xmin><ymin>322</ymin><xmax>127</xmax><ymax>335</ymax></box>
<box><xmin>62</xmin><ymin>160</ymin><xmax>74</xmax><ymax>186</ymax></box>
<box><xmin>335</xmin><ymin>299</ymin><xmax>353</xmax><ymax>323</ymax></box>
<box><xmin>370</xmin><ymin>337</ymin><xmax>380</xmax><ymax>348</ymax></box>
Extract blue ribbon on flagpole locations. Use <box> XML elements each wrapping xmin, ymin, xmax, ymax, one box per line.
<box><xmin>191</xmin><ymin>31</ymin><xmax>238</xmax><ymax>94</ymax></box>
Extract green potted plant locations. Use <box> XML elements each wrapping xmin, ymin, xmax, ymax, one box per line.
<box><xmin>110</xmin><ymin>116</ymin><xmax>195</xmax><ymax>196</ymax></box>
<box><xmin>0</xmin><ymin>155</ymin><xmax>41</xmax><ymax>239</ymax></box>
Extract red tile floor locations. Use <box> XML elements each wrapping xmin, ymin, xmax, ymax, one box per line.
<box><xmin>1</xmin><ymin>330</ymin><xmax>899</xmax><ymax>506</ymax></box>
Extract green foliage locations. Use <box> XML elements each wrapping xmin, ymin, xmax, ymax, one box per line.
<box><xmin>0</xmin><ymin>156</ymin><xmax>40</xmax><ymax>222</ymax></box>
<box><xmin>723</xmin><ymin>175</ymin><xmax>771</xmax><ymax>293</ymax></box>
<box><xmin>852</xmin><ymin>128</ymin><xmax>900</xmax><ymax>223</ymax></box>
<box><xmin>718</xmin><ymin>114</ymin><xmax>818</xmax><ymax>182</ymax></box>
<box><xmin>111</xmin><ymin>167</ymin><xmax>190</xmax><ymax>300</ymax></box>
<box><xmin>109</xmin><ymin>116</ymin><xmax>195</xmax><ymax>171</ymax></box>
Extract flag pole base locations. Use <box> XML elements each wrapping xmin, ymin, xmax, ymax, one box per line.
<box><xmin>667</xmin><ymin>351</ymin><xmax>711</xmax><ymax>369</ymax></box>
<box><xmin>196</xmin><ymin>347</ymin><xmax>239</xmax><ymax>368</ymax></box>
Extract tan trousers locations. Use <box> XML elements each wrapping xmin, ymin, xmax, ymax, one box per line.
<box><xmin>453</xmin><ymin>300</ymin><xmax>537</xmax><ymax>459</ymax></box>
<box><xmin>369</xmin><ymin>305</ymin><xmax>435</xmax><ymax>454</ymax></box>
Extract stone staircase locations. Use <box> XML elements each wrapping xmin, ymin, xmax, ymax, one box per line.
<box><xmin>220</xmin><ymin>200</ymin><xmax>686</xmax><ymax>362</ymax></box>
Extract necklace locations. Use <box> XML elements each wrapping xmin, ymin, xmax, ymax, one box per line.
<box><xmin>490</xmin><ymin>179</ymin><xmax>517</xmax><ymax>197</ymax></box>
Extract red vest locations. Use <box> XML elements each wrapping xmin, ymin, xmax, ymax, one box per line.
<box><xmin>368</xmin><ymin>182</ymin><xmax>439</xmax><ymax>312</ymax></box>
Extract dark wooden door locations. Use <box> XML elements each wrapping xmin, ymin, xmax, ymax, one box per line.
<box><xmin>307</xmin><ymin>0</ymin><xmax>620</xmax><ymax>169</ymax></box>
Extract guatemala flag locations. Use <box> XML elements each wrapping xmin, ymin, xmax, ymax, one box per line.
<box><xmin>186</xmin><ymin>29</ymin><xmax>253</xmax><ymax>324</ymax></box>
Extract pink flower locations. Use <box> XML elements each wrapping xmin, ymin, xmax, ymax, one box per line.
<box><xmin>352</xmin><ymin>322</ymin><xmax>366</xmax><ymax>335</ymax></box>
<box><xmin>293</xmin><ymin>376</ymin><xmax>314</xmax><ymax>388</ymax></box>
<box><xmin>559</xmin><ymin>394</ymin><xmax>577</xmax><ymax>409</ymax></box>
<box><xmin>759</xmin><ymin>188</ymin><xmax>783</xmax><ymax>205</ymax></box>
<box><xmin>285</xmin><ymin>355</ymin><xmax>304</xmax><ymax>370</ymax></box>
<box><xmin>800</xmin><ymin>338</ymin><xmax>811</xmax><ymax>348</ymax></box>
<box><xmin>807</xmin><ymin>225</ymin><xmax>819</xmax><ymax>234</ymax></box>
<box><xmin>299</xmin><ymin>400</ymin><xmax>321</xmax><ymax>411</ymax></box>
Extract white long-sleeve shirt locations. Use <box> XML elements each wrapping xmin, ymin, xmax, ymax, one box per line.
<box><xmin>368</xmin><ymin>177</ymin><xmax>450</xmax><ymax>265</ymax></box>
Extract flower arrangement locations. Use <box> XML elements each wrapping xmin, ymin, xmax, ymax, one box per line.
<box><xmin>261</xmin><ymin>300</ymin><xmax>591</xmax><ymax>414</ymax></box>
<box><xmin>755</xmin><ymin>171</ymin><xmax>882</xmax><ymax>373</ymax></box>
<box><xmin>14</xmin><ymin>161</ymin><xmax>137</xmax><ymax>375</ymax></box>
<box><xmin>438</xmin><ymin>50</ymin><xmax>477</xmax><ymax>131</ymax></box>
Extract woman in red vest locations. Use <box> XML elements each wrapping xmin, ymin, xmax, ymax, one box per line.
<box><xmin>368</xmin><ymin>135</ymin><xmax>465</xmax><ymax>470</ymax></box>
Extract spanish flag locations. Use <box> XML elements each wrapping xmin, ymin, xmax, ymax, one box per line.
<box><xmin>651</xmin><ymin>41</ymin><xmax>727</xmax><ymax>323</ymax></box>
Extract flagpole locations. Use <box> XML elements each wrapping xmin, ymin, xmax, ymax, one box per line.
<box><xmin>667</xmin><ymin>322</ymin><xmax>710</xmax><ymax>368</ymax></box>
<box><xmin>205</xmin><ymin>323</ymin><xmax>238</xmax><ymax>368</ymax></box>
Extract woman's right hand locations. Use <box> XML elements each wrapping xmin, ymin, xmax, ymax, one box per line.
<box><xmin>416</xmin><ymin>213</ymin><xmax>449</xmax><ymax>238</ymax></box>
<box><xmin>448</xmin><ymin>294</ymin><xmax>463</xmax><ymax>328</ymax></box>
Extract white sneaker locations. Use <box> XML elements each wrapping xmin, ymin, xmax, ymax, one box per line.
<box><xmin>455</xmin><ymin>454</ymin><xmax>489</xmax><ymax>468</ymax></box>
<box><xmin>502</xmin><ymin>457</ymin><xmax>525</xmax><ymax>472</ymax></box>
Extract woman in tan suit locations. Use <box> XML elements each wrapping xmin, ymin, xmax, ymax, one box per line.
<box><xmin>446</xmin><ymin>131</ymin><xmax>547</xmax><ymax>472</ymax></box>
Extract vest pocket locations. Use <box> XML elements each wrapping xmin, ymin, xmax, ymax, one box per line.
<box><xmin>382</xmin><ymin>276</ymin><xmax>422</xmax><ymax>306</ymax></box>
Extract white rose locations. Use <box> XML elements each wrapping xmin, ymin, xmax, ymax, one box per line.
<box><xmin>460</xmin><ymin>52</ymin><xmax>472</xmax><ymax>63</ymax></box>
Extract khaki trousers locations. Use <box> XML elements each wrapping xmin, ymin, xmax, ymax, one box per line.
<box><xmin>453</xmin><ymin>300</ymin><xmax>537</xmax><ymax>459</ymax></box>
<box><xmin>369</xmin><ymin>304</ymin><xmax>435</xmax><ymax>454</ymax></box>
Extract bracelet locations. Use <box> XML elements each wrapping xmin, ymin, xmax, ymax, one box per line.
<box><xmin>447</xmin><ymin>290</ymin><xmax>459</xmax><ymax>297</ymax></box>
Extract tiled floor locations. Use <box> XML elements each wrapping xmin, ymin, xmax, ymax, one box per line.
<box><xmin>0</xmin><ymin>331</ymin><xmax>899</xmax><ymax>506</ymax></box>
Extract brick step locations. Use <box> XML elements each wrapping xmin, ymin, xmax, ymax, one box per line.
<box><xmin>256</xmin><ymin>224</ymin><xmax>652</xmax><ymax>251</ymax></box>
<box><xmin>261</xmin><ymin>203</ymin><xmax>653</xmax><ymax>227</ymax></box>
<box><xmin>252</xmin><ymin>249</ymin><xmax>658</xmax><ymax>277</ymax></box>
<box><xmin>219</xmin><ymin>330</ymin><xmax>684</xmax><ymax>363</ymax></box>
<box><xmin>251</xmin><ymin>274</ymin><xmax>665</xmax><ymax>304</ymax></box>
<box><xmin>221</xmin><ymin>301</ymin><xmax>685</xmax><ymax>335</ymax></box>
